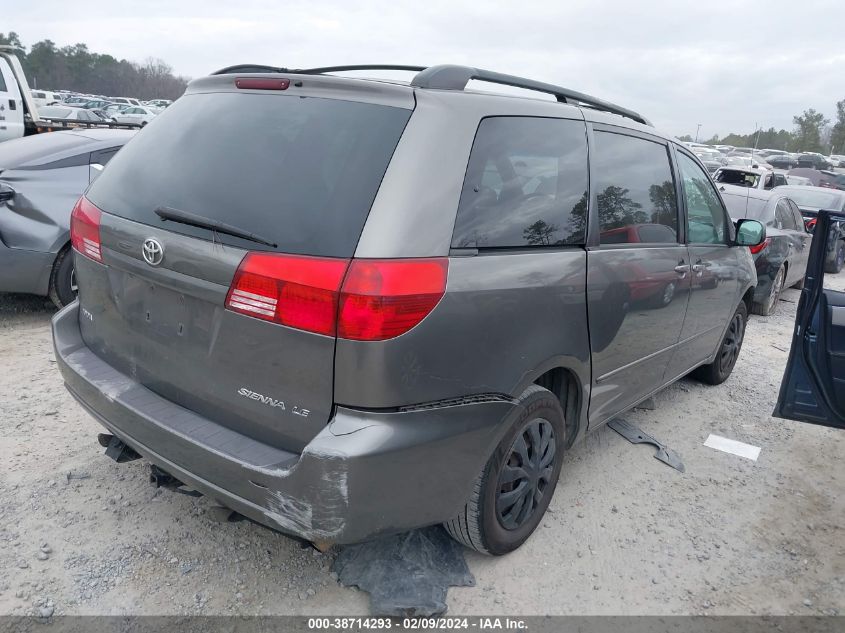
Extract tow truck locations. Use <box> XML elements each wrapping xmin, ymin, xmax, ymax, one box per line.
<box><xmin>0</xmin><ymin>45</ymin><xmax>139</xmax><ymax>143</ymax></box>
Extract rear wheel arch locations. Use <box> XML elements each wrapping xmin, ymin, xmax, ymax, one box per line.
<box><xmin>531</xmin><ymin>366</ymin><xmax>581</xmax><ymax>449</ymax></box>
<box><xmin>444</xmin><ymin>383</ymin><xmax>566</xmax><ymax>554</ymax></box>
<box><xmin>741</xmin><ymin>285</ymin><xmax>755</xmax><ymax>315</ymax></box>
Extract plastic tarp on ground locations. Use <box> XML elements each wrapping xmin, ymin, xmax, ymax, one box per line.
<box><xmin>332</xmin><ymin>526</ymin><xmax>476</xmax><ymax>616</ymax></box>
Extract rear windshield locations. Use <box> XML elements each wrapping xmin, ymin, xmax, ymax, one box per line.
<box><xmin>714</xmin><ymin>169</ymin><xmax>759</xmax><ymax>187</ymax></box>
<box><xmin>86</xmin><ymin>92</ymin><xmax>412</xmax><ymax>257</ymax></box>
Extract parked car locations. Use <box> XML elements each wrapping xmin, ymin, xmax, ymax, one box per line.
<box><xmin>775</xmin><ymin>209</ymin><xmax>845</xmax><ymax>429</ymax></box>
<box><xmin>108</xmin><ymin>97</ymin><xmax>142</xmax><ymax>107</ymax></box>
<box><xmin>775</xmin><ymin>185</ymin><xmax>845</xmax><ymax>273</ymax></box>
<box><xmin>30</xmin><ymin>90</ymin><xmax>62</xmax><ymax>107</ymax></box>
<box><xmin>693</xmin><ymin>148</ymin><xmax>724</xmax><ymax>173</ymax></box>
<box><xmin>820</xmin><ymin>171</ymin><xmax>845</xmax><ymax>190</ymax></box>
<box><xmin>102</xmin><ymin>103</ymin><xmax>130</xmax><ymax>118</ymax></box>
<box><xmin>785</xmin><ymin>174</ymin><xmax>814</xmax><ymax>187</ymax></box>
<box><xmin>0</xmin><ymin>129</ymin><xmax>135</xmax><ymax>306</ymax></box>
<box><xmin>787</xmin><ymin>168</ymin><xmax>840</xmax><ymax>188</ymax></box>
<box><xmin>722</xmin><ymin>191</ymin><xmax>810</xmax><ymax>314</ymax></box>
<box><xmin>767</xmin><ymin>154</ymin><xmax>799</xmax><ymax>169</ymax></box>
<box><xmin>76</xmin><ymin>99</ymin><xmax>116</xmax><ymax>110</ymax></box>
<box><xmin>713</xmin><ymin>166</ymin><xmax>786</xmax><ymax>195</ymax></box>
<box><xmin>113</xmin><ymin>106</ymin><xmax>158</xmax><ymax>126</ymax></box>
<box><xmin>51</xmin><ymin>64</ymin><xmax>766</xmax><ymax>555</ymax></box>
<box><xmin>827</xmin><ymin>155</ymin><xmax>845</xmax><ymax>167</ymax></box>
<box><xmin>144</xmin><ymin>99</ymin><xmax>173</xmax><ymax>109</ymax></box>
<box><xmin>796</xmin><ymin>153</ymin><xmax>833</xmax><ymax>170</ymax></box>
<box><xmin>63</xmin><ymin>95</ymin><xmax>93</xmax><ymax>106</ymax></box>
<box><xmin>36</xmin><ymin>106</ymin><xmax>112</xmax><ymax>123</ymax></box>
<box><xmin>721</xmin><ymin>155</ymin><xmax>772</xmax><ymax>170</ymax></box>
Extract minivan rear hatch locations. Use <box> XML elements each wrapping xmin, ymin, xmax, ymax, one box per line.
<box><xmin>79</xmin><ymin>79</ymin><xmax>413</xmax><ymax>452</ymax></box>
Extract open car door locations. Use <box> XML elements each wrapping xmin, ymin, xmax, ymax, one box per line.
<box><xmin>774</xmin><ymin>210</ymin><xmax>845</xmax><ymax>429</ymax></box>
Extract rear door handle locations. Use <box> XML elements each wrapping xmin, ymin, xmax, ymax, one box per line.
<box><xmin>674</xmin><ymin>264</ymin><xmax>690</xmax><ymax>275</ymax></box>
<box><xmin>691</xmin><ymin>263</ymin><xmax>705</xmax><ymax>275</ymax></box>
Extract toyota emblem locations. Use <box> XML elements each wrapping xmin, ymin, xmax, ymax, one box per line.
<box><xmin>142</xmin><ymin>238</ymin><xmax>164</xmax><ymax>266</ymax></box>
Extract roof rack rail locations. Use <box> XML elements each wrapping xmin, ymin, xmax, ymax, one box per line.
<box><xmin>212</xmin><ymin>64</ymin><xmax>290</xmax><ymax>75</ymax></box>
<box><xmin>209</xmin><ymin>62</ymin><xmax>650</xmax><ymax>126</ymax></box>
<box><xmin>213</xmin><ymin>64</ymin><xmax>426</xmax><ymax>76</ymax></box>
<box><xmin>411</xmin><ymin>65</ymin><xmax>651</xmax><ymax>126</ymax></box>
<box><xmin>297</xmin><ymin>64</ymin><xmax>427</xmax><ymax>75</ymax></box>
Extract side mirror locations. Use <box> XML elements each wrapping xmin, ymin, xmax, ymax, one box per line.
<box><xmin>735</xmin><ymin>219</ymin><xmax>766</xmax><ymax>247</ymax></box>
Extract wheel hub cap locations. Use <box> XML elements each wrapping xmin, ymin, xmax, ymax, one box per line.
<box><xmin>495</xmin><ymin>418</ymin><xmax>556</xmax><ymax>531</ymax></box>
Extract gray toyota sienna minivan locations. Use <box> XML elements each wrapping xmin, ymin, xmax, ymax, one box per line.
<box><xmin>52</xmin><ymin>65</ymin><xmax>766</xmax><ymax>555</ymax></box>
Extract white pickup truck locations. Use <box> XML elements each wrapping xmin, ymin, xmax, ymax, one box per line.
<box><xmin>0</xmin><ymin>46</ymin><xmax>139</xmax><ymax>143</ymax></box>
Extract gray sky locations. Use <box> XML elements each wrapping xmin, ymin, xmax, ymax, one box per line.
<box><xmin>6</xmin><ymin>0</ymin><xmax>845</xmax><ymax>137</ymax></box>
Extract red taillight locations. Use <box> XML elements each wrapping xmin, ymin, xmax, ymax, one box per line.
<box><xmin>225</xmin><ymin>255</ymin><xmax>449</xmax><ymax>340</ymax></box>
<box><xmin>235</xmin><ymin>77</ymin><xmax>290</xmax><ymax>90</ymax></box>
<box><xmin>749</xmin><ymin>237</ymin><xmax>771</xmax><ymax>255</ymax></box>
<box><xmin>338</xmin><ymin>258</ymin><xmax>449</xmax><ymax>341</ymax></box>
<box><xmin>70</xmin><ymin>196</ymin><xmax>103</xmax><ymax>262</ymax></box>
<box><xmin>225</xmin><ymin>253</ymin><xmax>349</xmax><ymax>336</ymax></box>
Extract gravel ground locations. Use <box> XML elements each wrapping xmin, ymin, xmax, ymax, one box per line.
<box><xmin>0</xmin><ymin>273</ymin><xmax>843</xmax><ymax>617</ymax></box>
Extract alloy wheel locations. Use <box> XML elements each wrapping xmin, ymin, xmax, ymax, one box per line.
<box><xmin>496</xmin><ymin>418</ymin><xmax>556</xmax><ymax>530</ymax></box>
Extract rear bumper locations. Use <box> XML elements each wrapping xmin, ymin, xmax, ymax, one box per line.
<box><xmin>52</xmin><ymin>302</ymin><xmax>518</xmax><ymax>544</ymax></box>
<box><xmin>0</xmin><ymin>237</ymin><xmax>54</xmax><ymax>296</ymax></box>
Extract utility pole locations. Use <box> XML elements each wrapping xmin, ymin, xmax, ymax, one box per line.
<box><xmin>695</xmin><ymin>123</ymin><xmax>702</xmax><ymax>143</ymax></box>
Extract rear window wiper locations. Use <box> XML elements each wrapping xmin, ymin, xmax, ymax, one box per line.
<box><xmin>154</xmin><ymin>206</ymin><xmax>278</xmax><ymax>248</ymax></box>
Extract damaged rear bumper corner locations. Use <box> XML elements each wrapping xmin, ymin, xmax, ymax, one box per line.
<box><xmin>52</xmin><ymin>302</ymin><xmax>518</xmax><ymax>544</ymax></box>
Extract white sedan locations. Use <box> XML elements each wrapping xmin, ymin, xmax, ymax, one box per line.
<box><xmin>113</xmin><ymin>106</ymin><xmax>158</xmax><ymax>126</ymax></box>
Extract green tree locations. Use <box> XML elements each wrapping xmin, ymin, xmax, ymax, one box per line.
<box><xmin>597</xmin><ymin>186</ymin><xmax>645</xmax><ymax>230</ymax></box>
<box><xmin>649</xmin><ymin>181</ymin><xmax>677</xmax><ymax>227</ymax></box>
<box><xmin>793</xmin><ymin>108</ymin><xmax>829</xmax><ymax>153</ymax></box>
<box><xmin>522</xmin><ymin>219</ymin><xmax>560</xmax><ymax>246</ymax></box>
<box><xmin>830</xmin><ymin>99</ymin><xmax>845</xmax><ymax>155</ymax></box>
<box><xmin>2</xmin><ymin>34</ymin><xmax>189</xmax><ymax>99</ymax></box>
<box><xmin>0</xmin><ymin>31</ymin><xmax>25</xmax><ymax>49</ymax></box>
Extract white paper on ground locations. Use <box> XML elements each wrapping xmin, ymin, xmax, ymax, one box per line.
<box><xmin>704</xmin><ymin>434</ymin><xmax>761</xmax><ymax>461</ymax></box>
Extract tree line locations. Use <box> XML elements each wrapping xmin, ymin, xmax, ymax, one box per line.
<box><xmin>0</xmin><ymin>32</ymin><xmax>189</xmax><ymax>100</ymax></box>
<box><xmin>680</xmin><ymin>104</ymin><xmax>845</xmax><ymax>155</ymax></box>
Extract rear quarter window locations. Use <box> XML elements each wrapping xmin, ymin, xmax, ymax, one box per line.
<box><xmin>86</xmin><ymin>92</ymin><xmax>412</xmax><ymax>257</ymax></box>
<box><xmin>451</xmin><ymin>116</ymin><xmax>589</xmax><ymax>248</ymax></box>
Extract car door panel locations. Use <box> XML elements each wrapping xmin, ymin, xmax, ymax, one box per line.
<box><xmin>775</xmin><ymin>210</ymin><xmax>845</xmax><ymax>429</ymax></box>
<box><xmin>585</xmin><ymin>128</ymin><xmax>688</xmax><ymax>427</ymax></box>
<box><xmin>668</xmin><ymin>149</ymin><xmax>741</xmax><ymax>377</ymax></box>
<box><xmin>587</xmin><ymin>245</ymin><xmax>690</xmax><ymax>424</ymax></box>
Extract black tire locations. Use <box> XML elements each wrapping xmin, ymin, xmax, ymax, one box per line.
<box><xmin>826</xmin><ymin>242</ymin><xmax>845</xmax><ymax>274</ymax></box>
<box><xmin>48</xmin><ymin>247</ymin><xmax>77</xmax><ymax>308</ymax></box>
<box><xmin>691</xmin><ymin>301</ymin><xmax>748</xmax><ymax>385</ymax></box>
<box><xmin>444</xmin><ymin>385</ymin><xmax>565</xmax><ymax>555</ymax></box>
<box><xmin>752</xmin><ymin>265</ymin><xmax>785</xmax><ymax>316</ymax></box>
